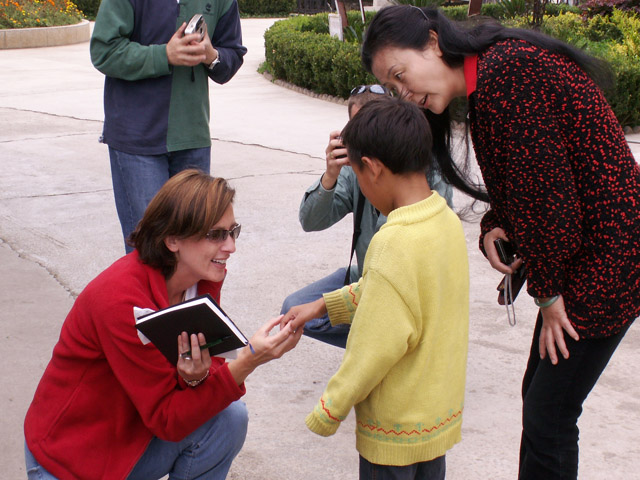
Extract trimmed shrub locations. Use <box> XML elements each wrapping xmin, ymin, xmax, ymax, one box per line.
<box><xmin>443</xmin><ymin>1</ymin><xmax>578</xmax><ymax>21</ymax></box>
<box><xmin>542</xmin><ymin>10</ymin><xmax>640</xmax><ymax>126</ymax></box>
<box><xmin>238</xmin><ymin>0</ymin><xmax>295</xmax><ymax>16</ymax></box>
<box><xmin>580</xmin><ymin>0</ymin><xmax>640</xmax><ymax>18</ymax></box>
<box><xmin>263</xmin><ymin>12</ymin><xmax>376</xmax><ymax>98</ymax></box>
<box><xmin>263</xmin><ymin>8</ymin><xmax>640</xmax><ymax>125</ymax></box>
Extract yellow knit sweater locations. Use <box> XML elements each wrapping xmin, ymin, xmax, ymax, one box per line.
<box><xmin>305</xmin><ymin>192</ymin><xmax>470</xmax><ymax>466</ymax></box>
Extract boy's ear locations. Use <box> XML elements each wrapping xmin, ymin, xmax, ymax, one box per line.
<box><xmin>361</xmin><ymin>156</ymin><xmax>384</xmax><ymax>181</ymax></box>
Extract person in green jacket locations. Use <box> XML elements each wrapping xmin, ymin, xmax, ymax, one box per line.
<box><xmin>90</xmin><ymin>0</ymin><xmax>247</xmax><ymax>252</ymax></box>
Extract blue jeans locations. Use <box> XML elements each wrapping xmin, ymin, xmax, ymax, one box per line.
<box><xmin>25</xmin><ymin>401</ymin><xmax>248</xmax><ymax>480</ymax></box>
<box><xmin>280</xmin><ymin>268</ymin><xmax>351</xmax><ymax>348</ymax></box>
<box><xmin>359</xmin><ymin>455</ymin><xmax>445</xmax><ymax>480</ymax></box>
<box><xmin>518</xmin><ymin>313</ymin><xmax>632</xmax><ymax>480</ymax></box>
<box><xmin>109</xmin><ymin>146</ymin><xmax>211</xmax><ymax>253</ymax></box>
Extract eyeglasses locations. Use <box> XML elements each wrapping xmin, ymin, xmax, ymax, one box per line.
<box><xmin>350</xmin><ymin>84</ymin><xmax>392</xmax><ymax>97</ymax></box>
<box><xmin>205</xmin><ymin>224</ymin><xmax>241</xmax><ymax>242</ymax></box>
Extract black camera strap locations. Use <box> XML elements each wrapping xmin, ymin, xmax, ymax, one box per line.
<box><xmin>344</xmin><ymin>188</ymin><xmax>367</xmax><ymax>285</ymax></box>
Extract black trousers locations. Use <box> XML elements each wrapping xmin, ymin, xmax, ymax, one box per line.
<box><xmin>518</xmin><ymin>312</ymin><xmax>632</xmax><ymax>480</ymax></box>
<box><xmin>359</xmin><ymin>455</ymin><xmax>445</xmax><ymax>480</ymax></box>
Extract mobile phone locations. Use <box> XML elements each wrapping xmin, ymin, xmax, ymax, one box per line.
<box><xmin>185</xmin><ymin>14</ymin><xmax>205</xmax><ymax>42</ymax></box>
<box><xmin>334</xmin><ymin>135</ymin><xmax>347</xmax><ymax>159</ymax></box>
<box><xmin>494</xmin><ymin>238</ymin><xmax>517</xmax><ymax>266</ymax></box>
<box><xmin>497</xmin><ymin>267</ymin><xmax>526</xmax><ymax>305</ymax></box>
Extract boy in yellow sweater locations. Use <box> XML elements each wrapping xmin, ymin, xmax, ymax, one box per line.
<box><xmin>282</xmin><ymin>97</ymin><xmax>469</xmax><ymax>479</ymax></box>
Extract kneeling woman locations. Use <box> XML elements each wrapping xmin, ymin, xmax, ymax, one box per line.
<box><xmin>24</xmin><ymin>170</ymin><xmax>302</xmax><ymax>480</ymax></box>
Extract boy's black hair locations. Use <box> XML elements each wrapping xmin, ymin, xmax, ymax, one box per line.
<box><xmin>341</xmin><ymin>96</ymin><xmax>432</xmax><ymax>175</ymax></box>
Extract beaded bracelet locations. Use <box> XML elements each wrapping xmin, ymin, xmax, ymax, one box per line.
<box><xmin>184</xmin><ymin>370</ymin><xmax>209</xmax><ymax>388</ymax></box>
<box><xmin>534</xmin><ymin>295</ymin><xmax>560</xmax><ymax>308</ymax></box>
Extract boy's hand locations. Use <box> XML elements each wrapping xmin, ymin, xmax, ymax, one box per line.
<box><xmin>280</xmin><ymin>298</ymin><xmax>327</xmax><ymax>332</ymax></box>
<box><xmin>321</xmin><ymin>131</ymin><xmax>349</xmax><ymax>190</ymax></box>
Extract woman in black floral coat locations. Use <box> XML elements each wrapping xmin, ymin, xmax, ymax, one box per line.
<box><xmin>362</xmin><ymin>5</ymin><xmax>640</xmax><ymax>479</ymax></box>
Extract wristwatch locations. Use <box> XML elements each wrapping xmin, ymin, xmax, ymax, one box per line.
<box><xmin>208</xmin><ymin>55</ymin><xmax>220</xmax><ymax>70</ymax></box>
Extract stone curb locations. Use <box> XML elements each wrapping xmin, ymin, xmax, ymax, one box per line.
<box><xmin>0</xmin><ymin>19</ymin><xmax>90</xmax><ymax>49</ymax></box>
<box><xmin>262</xmin><ymin>71</ymin><xmax>348</xmax><ymax>106</ymax></box>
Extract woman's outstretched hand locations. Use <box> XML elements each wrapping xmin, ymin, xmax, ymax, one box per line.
<box><xmin>227</xmin><ymin>315</ymin><xmax>303</xmax><ymax>385</ymax></box>
<box><xmin>279</xmin><ymin>297</ymin><xmax>327</xmax><ymax>333</ymax></box>
<box><xmin>538</xmin><ymin>295</ymin><xmax>580</xmax><ymax>365</ymax></box>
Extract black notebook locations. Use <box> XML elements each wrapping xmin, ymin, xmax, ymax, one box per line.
<box><xmin>136</xmin><ymin>294</ymin><xmax>248</xmax><ymax>366</ymax></box>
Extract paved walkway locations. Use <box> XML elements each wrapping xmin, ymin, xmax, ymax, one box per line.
<box><xmin>1</xmin><ymin>18</ymin><xmax>638</xmax><ymax>480</ymax></box>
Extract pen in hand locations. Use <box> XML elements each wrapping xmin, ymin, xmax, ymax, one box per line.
<box><xmin>180</xmin><ymin>336</ymin><xmax>228</xmax><ymax>359</ymax></box>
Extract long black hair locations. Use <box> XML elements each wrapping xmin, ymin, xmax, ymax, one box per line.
<box><xmin>361</xmin><ymin>6</ymin><xmax>611</xmax><ymax>202</ymax></box>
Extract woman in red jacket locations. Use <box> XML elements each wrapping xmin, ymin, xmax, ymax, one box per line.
<box><xmin>24</xmin><ymin>170</ymin><xmax>302</xmax><ymax>480</ymax></box>
<box><xmin>361</xmin><ymin>5</ymin><xmax>640</xmax><ymax>480</ymax></box>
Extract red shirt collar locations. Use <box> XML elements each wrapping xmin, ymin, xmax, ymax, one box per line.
<box><xmin>464</xmin><ymin>54</ymin><xmax>478</xmax><ymax>98</ymax></box>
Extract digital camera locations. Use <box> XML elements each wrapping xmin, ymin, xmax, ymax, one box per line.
<box><xmin>185</xmin><ymin>14</ymin><xmax>205</xmax><ymax>42</ymax></box>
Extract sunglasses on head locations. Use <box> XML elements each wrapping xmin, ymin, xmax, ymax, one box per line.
<box><xmin>350</xmin><ymin>84</ymin><xmax>392</xmax><ymax>97</ymax></box>
<box><xmin>205</xmin><ymin>224</ymin><xmax>241</xmax><ymax>242</ymax></box>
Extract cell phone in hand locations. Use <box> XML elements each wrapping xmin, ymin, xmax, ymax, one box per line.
<box><xmin>493</xmin><ymin>238</ymin><xmax>526</xmax><ymax>305</ymax></box>
<box><xmin>185</xmin><ymin>14</ymin><xmax>206</xmax><ymax>42</ymax></box>
<box><xmin>497</xmin><ymin>268</ymin><xmax>526</xmax><ymax>305</ymax></box>
<box><xmin>494</xmin><ymin>238</ymin><xmax>517</xmax><ymax>266</ymax></box>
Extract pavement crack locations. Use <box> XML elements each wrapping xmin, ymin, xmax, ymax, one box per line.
<box><xmin>0</xmin><ymin>238</ymin><xmax>76</xmax><ymax>299</ymax></box>
<box><xmin>210</xmin><ymin>136</ymin><xmax>322</xmax><ymax>161</ymax></box>
<box><xmin>0</xmin><ymin>132</ymin><xmax>100</xmax><ymax>144</ymax></box>
<box><xmin>0</xmin><ymin>106</ymin><xmax>102</xmax><ymax>124</ymax></box>
<box><xmin>226</xmin><ymin>170</ymin><xmax>320</xmax><ymax>181</ymax></box>
<box><xmin>4</xmin><ymin>189</ymin><xmax>112</xmax><ymax>200</ymax></box>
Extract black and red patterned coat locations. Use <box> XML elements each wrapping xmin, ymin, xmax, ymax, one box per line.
<box><xmin>466</xmin><ymin>39</ymin><xmax>640</xmax><ymax>338</ymax></box>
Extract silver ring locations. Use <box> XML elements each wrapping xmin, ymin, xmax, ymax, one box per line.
<box><xmin>181</xmin><ymin>354</ymin><xmax>192</xmax><ymax>361</ymax></box>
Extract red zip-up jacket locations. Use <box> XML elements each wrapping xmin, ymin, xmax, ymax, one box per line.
<box><xmin>25</xmin><ymin>251</ymin><xmax>245</xmax><ymax>479</ymax></box>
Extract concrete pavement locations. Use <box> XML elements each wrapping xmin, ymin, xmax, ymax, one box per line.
<box><xmin>1</xmin><ymin>18</ymin><xmax>639</xmax><ymax>479</ymax></box>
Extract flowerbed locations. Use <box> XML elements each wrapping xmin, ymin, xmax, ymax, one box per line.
<box><xmin>0</xmin><ymin>0</ymin><xmax>83</xmax><ymax>29</ymax></box>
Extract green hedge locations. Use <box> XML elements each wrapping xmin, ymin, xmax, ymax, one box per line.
<box><xmin>263</xmin><ymin>7</ymin><xmax>640</xmax><ymax>126</ymax></box>
<box><xmin>264</xmin><ymin>12</ymin><xmax>377</xmax><ymax>98</ymax></box>
<box><xmin>238</xmin><ymin>0</ymin><xmax>295</xmax><ymax>17</ymax></box>
<box><xmin>540</xmin><ymin>10</ymin><xmax>640</xmax><ymax>126</ymax></box>
<box><xmin>74</xmin><ymin>0</ymin><xmax>101</xmax><ymax>20</ymax></box>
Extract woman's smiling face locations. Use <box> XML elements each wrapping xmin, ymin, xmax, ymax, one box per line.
<box><xmin>371</xmin><ymin>35</ymin><xmax>467</xmax><ymax>115</ymax></box>
<box><xmin>169</xmin><ymin>204</ymin><xmax>238</xmax><ymax>286</ymax></box>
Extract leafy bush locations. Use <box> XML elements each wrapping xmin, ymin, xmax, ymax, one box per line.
<box><xmin>264</xmin><ymin>8</ymin><xmax>640</xmax><ymax>125</ymax></box>
<box><xmin>580</xmin><ymin>0</ymin><xmax>640</xmax><ymax>18</ymax></box>
<box><xmin>442</xmin><ymin>1</ymin><xmax>578</xmax><ymax>21</ymax></box>
<box><xmin>544</xmin><ymin>2</ymin><xmax>580</xmax><ymax>16</ymax></box>
<box><xmin>440</xmin><ymin>3</ymin><xmax>504</xmax><ymax>20</ymax></box>
<box><xmin>0</xmin><ymin>0</ymin><xmax>83</xmax><ymax>28</ymax></box>
<box><xmin>264</xmin><ymin>12</ymin><xmax>376</xmax><ymax>98</ymax></box>
<box><xmin>542</xmin><ymin>10</ymin><xmax>640</xmax><ymax>126</ymax></box>
<box><xmin>238</xmin><ymin>0</ymin><xmax>295</xmax><ymax>17</ymax></box>
<box><xmin>498</xmin><ymin>0</ymin><xmax>528</xmax><ymax>19</ymax></box>
<box><xmin>73</xmin><ymin>0</ymin><xmax>100</xmax><ymax>20</ymax></box>
<box><xmin>391</xmin><ymin>0</ymin><xmax>444</xmax><ymax>7</ymax></box>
